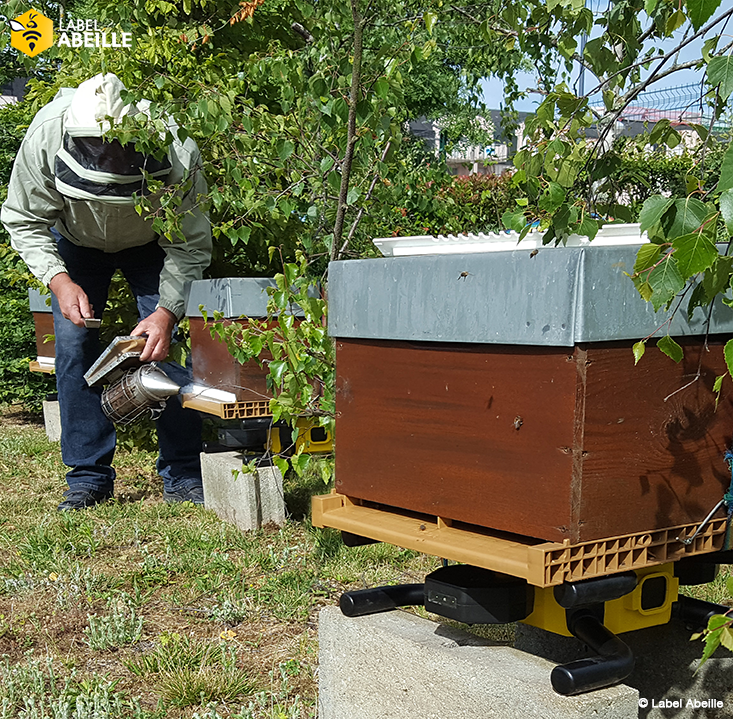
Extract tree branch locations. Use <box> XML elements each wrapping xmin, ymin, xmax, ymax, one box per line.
<box><xmin>331</xmin><ymin>0</ymin><xmax>365</xmax><ymax>262</ymax></box>
<box><xmin>336</xmin><ymin>140</ymin><xmax>392</xmax><ymax>260</ymax></box>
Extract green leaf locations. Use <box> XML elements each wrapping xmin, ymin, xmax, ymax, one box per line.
<box><xmin>648</xmin><ymin>255</ymin><xmax>685</xmax><ymax>311</ymax></box>
<box><xmin>672</xmin><ymin>231</ymin><xmax>718</xmax><ymax>277</ymax></box>
<box><xmin>725</xmin><ymin>339</ymin><xmax>733</xmax><ymax>377</ymax></box>
<box><xmin>699</xmin><ymin>627</ymin><xmax>722</xmax><ymax>669</ymax></box>
<box><xmin>657</xmin><ymin>335</ymin><xmax>683</xmax><ymax>363</ymax></box>
<box><xmin>688</xmin><ymin>123</ymin><xmax>709</xmax><ymax>143</ymax></box>
<box><xmin>503</xmin><ymin>210</ymin><xmax>527</xmax><ymax>232</ymax></box>
<box><xmin>726</xmin><ymin>575</ymin><xmax>733</xmax><ymax>597</ymax></box>
<box><xmin>665</xmin><ymin>8</ymin><xmax>685</xmax><ymax>34</ymax></box>
<box><xmin>650</xmin><ymin>119</ymin><xmax>671</xmax><ymax>145</ymax></box>
<box><xmin>633</xmin><ymin>340</ymin><xmax>646</xmax><ymax>365</ymax></box>
<box><xmin>717</xmin><ymin>142</ymin><xmax>733</xmax><ymax>193</ymax></box>
<box><xmin>666</xmin><ymin>197</ymin><xmax>709</xmax><ymax>239</ymax></box>
<box><xmin>319</xmin><ymin>157</ymin><xmax>334</xmax><ymax>174</ymax></box>
<box><xmin>538</xmin><ymin>182</ymin><xmax>565</xmax><ymax>212</ymax></box>
<box><xmin>602</xmin><ymin>89</ymin><xmax>615</xmax><ymax>112</ymax></box>
<box><xmin>713</xmin><ymin>373</ymin><xmax>726</xmax><ymax>409</ymax></box>
<box><xmin>346</xmin><ymin>187</ymin><xmax>360</xmax><ymax>205</ymax></box>
<box><xmin>273</xmin><ymin>456</ymin><xmax>289</xmax><ymax>478</ymax></box>
<box><xmin>720</xmin><ymin>189</ymin><xmax>733</xmax><ymax>234</ymax></box>
<box><xmin>687</xmin><ymin>0</ymin><xmax>722</xmax><ymax>30</ymax></box>
<box><xmin>709</xmin><ymin>614</ymin><xmax>730</xmax><ymax>631</ymax></box>
<box><xmin>374</xmin><ymin>78</ymin><xmax>389</xmax><ymax>99</ymax></box>
<box><xmin>703</xmin><ymin>255</ymin><xmax>733</xmax><ymax>300</ymax></box>
<box><xmin>638</xmin><ymin>281</ymin><xmax>653</xmax><ymax>301</ymax></box>
<box><xmin>278</xmin><ymin>140</ymin><xmax>294</xmax><ymax>162</ymax></box>
<box><xmin>424</xmin><ymin>10</ymin><xmax>437</xmax><ymax>34</ymax></box>
<box><xmin>687</xmin><ymin>282</ymin><xmax>709</xmax><ymax>320</ymax></box>
<box><xmin>721</xmin><ymin>627</ymin><xmax>733</xmax><ymax>653</ymax></box>
<box><xmin>269</xmin><ymin>360</ymin><xmax>288</xmax><ymax>385</ymax></box>
<box><xmin>702</xmin><ymin>36</ymin><xmax>719</xmax><ymax>63</ymax></box>
<box><xmin>639</xmin><ymin>197</ymin><xmax>675</xmax><ymax>234</ymax></box>
<box><xmin>292</xmin><ymin>451</ymin><xmax>311</xmax><ymax>476</ymax></box>
<box><xmin>708</xmin><ymin>54</ymin><xmax>733</xmax><ymax>102</ymax></box>
<box><xmin>634</xmin><ymin>244</ymin><xmax>662</xmax><ymax>273</ymax></box>
<box><xmin>578</xmin><ymin>217</ymin><xmax>598</xmax><ymax>241</ymax></box>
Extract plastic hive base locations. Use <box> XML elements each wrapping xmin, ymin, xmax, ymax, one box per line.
<box><xmin>312</xmin><ymin>493</ymin><xmax>728</xmax><ymax>588</ymax></box>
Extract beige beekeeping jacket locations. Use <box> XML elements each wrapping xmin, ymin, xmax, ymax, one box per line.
<box><xmin>0</xmin><ymin>88</ymin><xmax>212</xmax><ymax>319</ymax></box>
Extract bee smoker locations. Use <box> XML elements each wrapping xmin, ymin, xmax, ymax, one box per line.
<box><xmin>84</xmin><ymin>336</ymin><xmax>181</xmax><ymax>426</ymax></box>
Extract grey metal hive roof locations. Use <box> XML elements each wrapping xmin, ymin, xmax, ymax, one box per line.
<box><xmin>28</xmin><ymin>288</ymin><xmax>52</xmax><ymax>313</ymax></box>
<box><xmin>327</xmin><ymin>245</ymin><xmax>733</xmax><ymax>346</ymax></box>
<box><xmin>185</xmin><ymin>278</ymin><xmax>278</xmax><ymax>318</ymax></box>
<box><xmin>185</xmin><ymin>277</ymin><xmax>319</xmax><ymax>319</ymax></box>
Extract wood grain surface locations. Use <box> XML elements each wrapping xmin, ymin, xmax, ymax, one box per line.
<box><xmin>335</xmin><ymin>337</ymin><xmax>733</xmax><ymax>543</ymax></box>
<box><xmin>335</xmin><ymin>339</ymin><xmax>578</xmax><ymax>542</ymax></box>
<box><xmin>576</xmin><ymin>339</ymin><xmax>733</xmax><ymax>541</ymax></box>
<box><xmin>33</xmin><ymin>312</ymin><xmax>55</xmax><ymax>358</ymax></box>
<box><xmin>189</xmin><ymin>317</ymin><xmax>271</xmax><ymax>402</ymax></box>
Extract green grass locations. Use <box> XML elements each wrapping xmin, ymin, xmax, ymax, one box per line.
<box><xmin>0</xmin><ymin>409</ymin><xmax>442</xmax><ymax>717</ymax></box>
<box><xmin>1</xmin><ymin>406</ymin><xmax>731</xmax><ymax>717</ymax></box>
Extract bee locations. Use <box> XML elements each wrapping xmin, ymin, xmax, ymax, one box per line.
<box><xmin>458</xmin><ymin>271</ymin><xmax>472</xmax><ymax>281</ymax></box>
<box><xmin>513</xmin><ymin>415</ymin><xmax>523</xmax><ymax>430</ymax></box>
<box><xmin>9</xmin><ymin>13</ymin><xmax>43</xmax><ymax>53</ymax></box>
<box><xmin>529</xmin><ymin>249</ymin><xmax>538</xmax><ymax>258</ymax></box>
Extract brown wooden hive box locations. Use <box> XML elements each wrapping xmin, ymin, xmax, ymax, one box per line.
<box><xmin>327</xmin><ymin>243</ymin><xmax>733</xmax><ymax>545</ymax></box>
<box><xmin>188</xmin><ymin>316</ymin><xmax>270</xmax><ymax>403</ymax></box>
<box><xmin>334</xmin><ymin>337</ymin><xmax>733</xmax><ymax>544</ymax></box>
<box><xmin>28</xmin><ymin>289</ymin><xmax>56</xmax><ymax>373</ymax></box>
<box><xmin>32</xmin><ymin>311</ymin><xmax>56</xmax><ymax>359</ymax></box>
<box><xmin>185</xmin><ymin>278</ymin><xmax>293</xmax><ymax>403</ymax></box>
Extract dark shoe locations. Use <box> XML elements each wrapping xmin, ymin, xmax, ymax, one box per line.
<box><xmin>163</xmin><ymin>484</ymin><xmax>205</xmax><ymax>506</ymax></box>
<box><xmin>58</xmin><ymin>488</ymin><xmax>113</xmax><ymax>512</ymax></box>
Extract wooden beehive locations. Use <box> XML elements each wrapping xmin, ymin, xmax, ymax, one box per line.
<box><xmin>28</xmin><ymin>288</ymin><xmax>55</xmax><ymax>373</ymax></box>
<box><xmin>328</xmin><ymin>236</ymin><xmax>733</xmax><ymax>545</ymax></box>
<box><xmin>185</xmin><ymin>278</ymin><xmax>279</xmax><ymax>404</ymax></box>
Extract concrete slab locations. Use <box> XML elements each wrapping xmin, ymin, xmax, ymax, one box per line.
<box><xmin>42</xmin><ymin>399</ymin><xmax>61</xmax><ymax>443</ymax></box>
<box><xmin>319</xmin><ymin>606</ymin><xmax>640</xmax><ymax>719</ymax></box>
<box><xmin>516</xmin><ymin>621</ymin><xmax>733</xmax><ymax>719</ymax></box>
<box><xmin>200</xmin><ymin>451</ymin><xmax>285</xmax><ymax>530</ymax></box>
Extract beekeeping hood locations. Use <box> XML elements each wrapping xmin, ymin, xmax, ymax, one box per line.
<box><xmin>55</xmin><ymin>73</ymin><xmax>172</xmax><ymax>204</ymax></box>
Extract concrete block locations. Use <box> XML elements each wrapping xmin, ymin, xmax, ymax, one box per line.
<box><xmin>200</xmin><ymin>451</ymin><xmax>285</xmax><ymax>531</ymax></box>
<box><xmin>42</xmin><ymin>399</ymin><xmax>61</xmax><ymax>442</ymax></box>
<box><xmin>318</xmin><ymin>606</ymin><xmax>639</xmax><ymax>719</ymax></box>
<box><xmin>515</xmin><ymin>622</ymin><xmax>733</xmax><ymax>719</ymax></box>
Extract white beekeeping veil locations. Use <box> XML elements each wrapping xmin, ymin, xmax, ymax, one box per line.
<box><xmin>56</xmin><ymin>73</ymin><xmax>171</xmax><ymax>204</ymax></box>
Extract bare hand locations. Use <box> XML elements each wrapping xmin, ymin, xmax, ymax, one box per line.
<box><xmin>49</xmin><ymin>273</ymin><xmax>94</xmax><ymax>328</ymax></box>
<box><xmin>131</xmin><ymin>307</ymin><xmax>177</xmax><ymax>362</ymax></box>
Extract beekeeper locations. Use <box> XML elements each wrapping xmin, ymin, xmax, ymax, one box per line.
<box><xmin>1</xmin><ymin>73</ymin><xmax>212</xmax><ymax>511</ymax></box>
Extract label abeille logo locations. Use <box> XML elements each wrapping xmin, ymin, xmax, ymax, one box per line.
<box><xmin>9</xmin><ymin>9</ymin><xmax>53</xmax><ymax>57</ymax></box>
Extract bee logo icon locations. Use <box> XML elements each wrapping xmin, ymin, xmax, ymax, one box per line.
<box><xmin>9</xmin><ymin>10</ymin><xmax>53</xmax><ymax>57</ymax></box>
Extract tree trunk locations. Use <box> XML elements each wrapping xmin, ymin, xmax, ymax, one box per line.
<box><xmin>331</xmin><ymin>0</ymin><xmax>364</xmax><ymax>262</ymax></box>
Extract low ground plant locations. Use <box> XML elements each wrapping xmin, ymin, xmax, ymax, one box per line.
<box><xmin>85</xmin><ymin>595</ymin><xmax>144</xmax><ymax>651</ymax></box>
<box><xmin>0</xmin><ymin>408</ymin><xmax>442</xmax><ymax>717</ymax></box>
<box><xmin>1</xmin><ymin>407</ymin><xmax>729</xmax><ymax>714</ymax></box>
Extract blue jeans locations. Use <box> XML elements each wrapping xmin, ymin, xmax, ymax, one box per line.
<box><xmin>51</xmin><ymin>233</ymin><xmax>202</xmax><ymax>494</ymax></box>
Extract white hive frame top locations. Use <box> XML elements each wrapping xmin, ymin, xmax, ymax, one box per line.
<box><xmin>373</xmin><ymin>223</ymin><xmax>647</xmax><ymax>257</ymax></box>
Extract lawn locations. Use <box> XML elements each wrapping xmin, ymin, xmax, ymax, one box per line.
<box><xmin>0</xmin><ymin>408</ymin><xmax>442</xmax><ymax>719</ymax></box>
<box><xmin>0</xmin><ymin>407</ymin><xmax>730</xmax><ymax>718</ymax></box>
